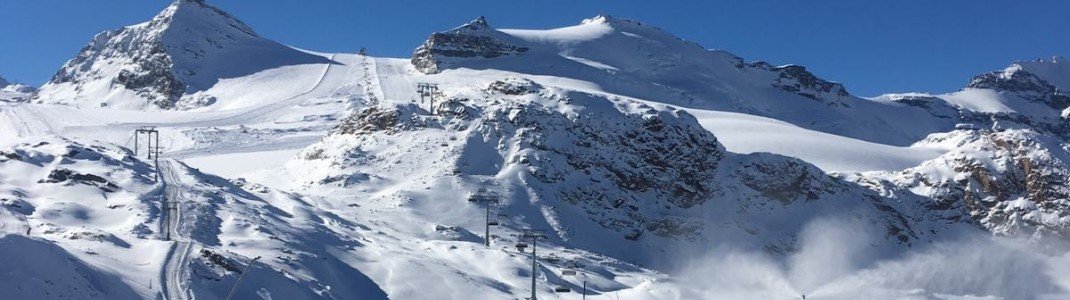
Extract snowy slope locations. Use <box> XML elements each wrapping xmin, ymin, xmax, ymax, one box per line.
<box><xmin>0</xmin><ymin>137</ymin><xmax>394</xmax><ymax>299</ymax></box>
<box><xmin>36</xmin><ymin>0</ymin><xmax>332</xmax><ymax>110</ymax></box>
<box><xmin>686</xmin><ymin>108</ymin><xmax>947</xmax><ymax>172</ymax></box>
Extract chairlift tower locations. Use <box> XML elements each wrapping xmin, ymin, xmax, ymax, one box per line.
<box><xmin>134</xmin><ymin>127</ymin><xmax>161</xmax><ymax>182</ymax></box>
<box><xmin>467</xmin><ymin>190</ymin><xmax>500</xmax><ymax>247</ymax></box>
<box><xmin>518</xmin><ymin>229</ymin><xmax>548</xmax><ymax>300</ymax></box>
<box><xmin>416</xmin><ymin>83</ymin><xmax>439</xmax><ymax>115</ymax></box>
<box><xmin>134</xmin><ymin>126</ymin><xmax>159</xmax><ymax>159</ymax></box>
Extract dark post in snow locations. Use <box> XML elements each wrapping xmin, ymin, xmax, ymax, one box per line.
<box><xmin>416</xmin><ymin>83</ymin><xmax>439</xmax><ymax>115</ymax></box>
<box><xmin>467</xmin><ymin>189</ymin><xmax>500</xmax><ymax>247</ymax></box>
<box><xmin>225</xmin><ymin>256</ymin><xmax>262</xmax><ymax>300</ymax></box>
<box><xmin>518</xmin><ymin>229</ymin><xmax>547</xmax><ymax>300</ymax></box>
<box><xmin>163</xmin><ymin>187</ymin><xmax>179</xmax><ymax>241</ymax></box>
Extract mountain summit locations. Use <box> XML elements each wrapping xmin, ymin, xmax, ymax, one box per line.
<box><xmin>36</xmin><ymin>0</ymin><xmax>330</xmax><ymax>109</ymax></box>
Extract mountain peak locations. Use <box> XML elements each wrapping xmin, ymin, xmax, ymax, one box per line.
<box><xmin>453</xmin><ymin>16</ymin><xmax>490</xmax><ymax>32</ymax></box>
<box><xmin>37</xmin><ymin>0</ymin><xmax>328</xmax><ymax>109</ymax></box>
<box><xmin>411</xmin><ymin>16</ymin><xmax>529</xmax><ymax>74</ymax></box>
<box><xmin>150</xmin><ymin>0</ymin><xmax>258</xmax><ymax>38</ymax></box>
<box><xmin>0</xmin><ymin>75</ymin><xmax>9</xmax><ymax>87</ymax></box>
<box><xmin>968</xmin><ymin>56</ymin><xmax>1070</xmax><ymax>94</ymax></box>
<box><xmin>580</xmin><ymin>14</ymin><xmax>614</xmax><ymax>25</ymax></box>
<box><xmin>580</xmin><ymin>14</ymin><xmax>649</xmax><ymax>28</ymax></box>
<box><xmin>1011</xmin><ymin>56</ymin><xmax>1070</xmax><ymax>91</ymax></box>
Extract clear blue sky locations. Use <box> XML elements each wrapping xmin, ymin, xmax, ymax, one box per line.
<box><xmin>1</xmin><ymin>0</ymin><xmax>1067</xmax><ymax>96</ymax></box>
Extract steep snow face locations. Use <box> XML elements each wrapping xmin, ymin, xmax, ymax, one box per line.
<box><xmin>36</xmin><ymin>0</ymin><xmax>330</xmax><ymax>109</ymax></box>
<box><xmin>412</xmin><ymin>16</ymin><xmax>955</xmax><ymax>146</ymax></box>
<box><xmin>855</xmin><ymin>129</ymin><xmax>1070</xmax><ymax>242</ymax></box>
<box><xmin>285</xmin><ymin>78</ymin><xmax>949</xmax><ymax>267</ymax></box>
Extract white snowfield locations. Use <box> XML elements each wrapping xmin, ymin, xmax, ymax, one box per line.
<box><xmin>2</xmin><ymin>1</ymin><xmax>1070</xmax><ymax>300</ymax></box>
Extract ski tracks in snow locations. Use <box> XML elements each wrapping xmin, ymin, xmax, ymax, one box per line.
<box><xmin>159</xmin><ymin>159</ymin><xmax>195</xmax><ymax>300</ymax></box>
<box><xmin>0</xmin><ymin>104</ymin><xmax>55</xmax><ymax>138</ymax></box>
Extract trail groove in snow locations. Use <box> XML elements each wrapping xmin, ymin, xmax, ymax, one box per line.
<box><xmin>160</xmin><ymin>160</ymin><xmax>194</xmax><ymax>300</ymax></box>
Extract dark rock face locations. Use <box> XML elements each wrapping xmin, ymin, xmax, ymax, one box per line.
<box><xmin>746</xmin><ymin>62</ymin><xmax>850</xmax><ymax>105</ymax></box>
<box><xmin>735</xmin><ymin>155</ymin><xmax>832</xmax><ymax>204</ymax></box>
<box><xmin>46</xmin><ymin>10</ymin><xmax>191</xmax><ymax>109</ymax></box>
<box><xmin>411</xmin><ymin>17</ymin><xmax>530</xmax><ymax>74</ymax></box>
<box><xmin>470</xmin><ymin>91</ymin><xmax>724</xmax><ymax>239</ymax></box>
<box><xmin>333</xmin><ymin>104</ymin><xmax>426</xmax><ymax>135</ymax></box>
<box><xmin>771</xmin><ymin>65</ymin><xmax>850</xmax><ymax>101</ymax></box>
<box><xmin>39</xmin><ymin>169</ymin><xmax>120</xmax><ymax>192</ymax></box>
<box><xmin>486</xmin><ymin>78</ymin><xmax>541</xmax><ymax>95</ymax></box>
<box><xmin>890</xmin><ymin>95</ymin><xmax>961</xmax><ymax>120</ymax></box>
<box><xmin>111</xmin><ymin>46</ymin><xmax>186</xmax><ymax>109</ymax></box>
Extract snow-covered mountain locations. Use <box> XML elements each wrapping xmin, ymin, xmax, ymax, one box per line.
<box><xmin>850</xmin><ymin>58</ymin><xmax>1070</xmax><ymax>244</ymax></box>
<box><xmin>412</xmin><ymin>15</ymin><xmax>954</xmax><ymax>146</ymax></box>
<box><xmin>3</xmin><ymin>1</ymin><xmax>1070</xmax><ymax>299</ymax></box>
<box><xmin>35</xmin><ymin>0</ymin><xmax>331</xmax><ymax>110</ymax></box>
<box><xmin>283</xmin><ymin>76</ymin><xmax>965</xmax><ymax>267</ymax></box>
<box><xmin>0</xmin><ymin>75</ymin><xmax>36</xmax><ymax>102</ymax></box>
<box><xmin>878</xmin><ymin>57</ymin><xmax>1070</xmax><ymax>136</ymax></box>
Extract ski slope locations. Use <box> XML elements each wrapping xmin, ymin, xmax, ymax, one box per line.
<box><xmin>160</xmin><ymin>160</ymin><xmax>194</xmax><ymax>300</ymax></box>
<box><xmin>686</xmin><ymin>109</ymin><xmax>948</xmax><ymax>172</ymax></box>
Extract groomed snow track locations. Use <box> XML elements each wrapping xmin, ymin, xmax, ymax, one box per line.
<box><xmin>160</xmin><ymin>159</ymin><xmax>194</xmax><ymax>300</ymax></box>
